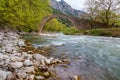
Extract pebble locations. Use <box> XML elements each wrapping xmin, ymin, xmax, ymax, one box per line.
<box><xmin>35</xmin><ymin>76</ymin><xmax>45</xmax><ymax>80</ymax></box>
<box><xmin>17</xmin><ymin>72</ymin><xmax>27</xmax><ymax>79</ymax></box>
<box><xmin>28</xmin><ymin>75</ymin><xmax>34</xmax><ymax>80</ymax></box>
<box><xmin>24</xmin><ymin>66</ymin><xmax>34</xmax><ymax>73</ymax></box>
<box><xmin>43</xmin><ymin>72</ymin><xmax>50</xmax><ymax>77</ymax></box>
<box><xmin>18</xmin><ymin>40</ymin><xmax>25</xmax><ymax>47</ymax></box>
<box><xmin>45</xmin><ymin>59</ymin><xmax>51</xmax><ymax>65</ymax></box>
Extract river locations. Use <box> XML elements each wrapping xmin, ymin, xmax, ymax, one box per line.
<box><xmin>22</xmin><ymin>33</ymin><xmax>120</xmax><ymax>80</ymax></box>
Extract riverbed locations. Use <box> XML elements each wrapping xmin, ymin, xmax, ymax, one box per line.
<box><xmin>22</xmin><ymin>33</ymin><xmax>120</xmax><ymax>80</ymax></box>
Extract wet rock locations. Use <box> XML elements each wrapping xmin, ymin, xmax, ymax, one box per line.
<box><xmin>33</xmin><ymin>54</ymin><xmax>47</xmax><ymax>61</ymax></box>
<box><xmin>24</xmin><ymin>60</ymin><xmax>33</xmax><ymax>66</ymax></box>
<box><xmin>10</xmin><ymin>62</ymin><xmax>23</xmax><ymax>69</ymax></box>
<box><xmin>0</xmin><ymin>70</ymin><xmax>11</xmax><ymax>80</ymax></box>
<box><xmin>39</xmin><ymin>66</ymin><xmax>48</xmax><ymax>71</ymax></box>
<box><xmin>35</xmin><ymin>76</ymin><xmax>45</xmax><ymax>80</ymax></box>
<box><xmin>72</xmin><ymin>76</ymin><xmax>80</xmax><ymax>80</ymax></box>
<box><xmin>41</xmin><ymin>60</ymin><xmax>46</xmax><ymax>65</ymax></box>
<box><xmin>43</xmin><ymin>72</ymin><xmax>50</xmax><ymax>78</ymax></box>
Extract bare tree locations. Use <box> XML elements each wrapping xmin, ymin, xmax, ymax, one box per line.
<box><xmin>85</xmin><ymin>0</ymin><xmax>120</xmax><ymax>28</ymax></box>
<box><xmin>84</xmin><ymin>0</ymin><xmax>100</xmax><ymax>29</ymax></box>
<box><xmin>97</xmin><ymin>0</ymin><xmax>120</xmax><ymax>27</ymax></box>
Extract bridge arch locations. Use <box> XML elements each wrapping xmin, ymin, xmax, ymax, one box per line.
<box><xmin>38</xmin><ymin>14</ymin><xmax>78</xmax><ymax>34</ymax></box>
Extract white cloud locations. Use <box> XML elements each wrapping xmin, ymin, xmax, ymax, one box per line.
<box><xmin>56</xmin><ymin>0</ymin><xmax>85</xmax><ymax>10</ymax></box>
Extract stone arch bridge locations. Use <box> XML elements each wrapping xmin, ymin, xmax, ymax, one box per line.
<box><xmin>38</xmin><ymin>14</ymin><xmax>90</xmax><ymax>34</ymax></box>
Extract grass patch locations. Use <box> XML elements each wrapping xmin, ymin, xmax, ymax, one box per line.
<box><xmin>82</xmin><ymin>28</ymin><xmax>120</xmax><ymax>37</ymax></box>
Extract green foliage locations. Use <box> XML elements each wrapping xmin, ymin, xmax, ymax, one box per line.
<box><xmin>0</xmin><ymin>0</ymin><xmax>78</xmax><ymax>33</ymax></box>
<box><xmin>0</xmin><ymin>0</ymin><xmax>52</xmax><ymax>32</ymax></box>
<box><xmin>62</xmin><ymin>27</ymin><xmax>79</xmax><ymax>35</ymax></box>
<box><xmin>85</xmin><ymin>29</ymin><xmax>112</xmax><ymax>36</ymax></box>
<box><xmin>44</xmin><ymin>18</ymin><xmax>66</xmax><ymax>32</ymax></box>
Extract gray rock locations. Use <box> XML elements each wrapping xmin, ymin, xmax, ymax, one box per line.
<box><xmin>24</xmin><ymin>60</ymin><xmax>33</xmax><ymax>66</ymax></box>
<box><xmin>33</xmin><ymin>54</ymin><xmax>47</xmax><ymax>61</ymax></box>
<box><xmin>0</xmin><ymin>54</ymin><xmax>9</xmax><ymax>59</ymax></box>
<box><xmin>10</xmin><ymin>62</ymin><xmax>23</xmax><ymax>69</ymax></box>
<box><xmin>7</xmin><ymin>72</ymin><xmax>17</xmax><ymax>80</ymax></box>
<box><xmin>35</xmin><ymin>76</ymin><xmax>45</xmax><ymax>80</ymax></box>
<box><xmin>28</xmin><ymin>75</ymin><xmax>34</xmax><ymax>80</ymax></box>
<box><xmin>18</xmin><ymin>40</ymin><xmax>25</xmax><ymax>47</ymax></box>
<box><xmin>24</xmin><ymin>66</ymin><xmax>34</xmax><ymax>73</ymax></box>
<box><xmin>0</xmin><ymin>70</ymin><xmax>11</xmax><ymax>80</ymax></box>
<box><xmin>10</xmin><ymin>56</ymin><xmax>24</xmax><ymax>62</ymax></box>
<box><xmin>5</xmin><ymin>47</ymin><xmax>13</xmax><ymax>53</ymax></box>
<box><xmin>45</xmin><ymin>59</ymin><xmax>51</xmax><ymax>65</ymax></box>
<box><xmin>5</xmin><ymin>47</ymin><xmax>16</xmax><ymax>53</ymax></box>
<box><xmin>43</xmin><ymin>72</ymin><xmax>50</xmax><ymax>77</ymax></box>
<box><xmin>17</xmin><ymin>72</ymin><xmax>27</xmax><ymax>79</ymax></box>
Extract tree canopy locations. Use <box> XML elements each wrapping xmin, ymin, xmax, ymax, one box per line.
<box><xmin>84</xmin><ymin>0</ymin><xmax>120</xmax><ymax>28</ymax></box>
<box><xmin>0</xmin><ymin>0</ymin><xmax>67</xmax><ymax>32</ymax></box>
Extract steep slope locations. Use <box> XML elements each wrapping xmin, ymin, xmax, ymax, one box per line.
<box><xmin>50</xmin><ymin>0</ymin><xmax>84</xmax><ymax>18</ymax></box>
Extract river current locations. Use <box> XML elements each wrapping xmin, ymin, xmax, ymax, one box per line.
<box><xmin>23</xmin><ymin>33</ymin><xmax>120</xmax><ymax>80</ymax></box>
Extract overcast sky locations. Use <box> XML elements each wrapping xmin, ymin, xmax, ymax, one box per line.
<box><xmin>56</xmin><ymin>0</ymin><xmax>85</xmax><ymax>10</ymax></box>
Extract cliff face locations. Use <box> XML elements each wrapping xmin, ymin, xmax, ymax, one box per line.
<box><xmin>50</xmin><ymin>0</ymin><xmax>84</xmax><ymax>18</ymax></box>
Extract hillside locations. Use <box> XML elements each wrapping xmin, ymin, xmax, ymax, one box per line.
<box><xmin>50</xmin><ymin>0</ymin><xmax>85</xmax><ymax>18</ymax></box>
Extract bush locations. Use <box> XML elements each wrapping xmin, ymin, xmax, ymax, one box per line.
<box><xmin>86</xmin><ymin>29</ymin><xmax>112</xmax><ymax>36</ymax></box>
<box><xmin>62</xmin><ymin>27</ymin><xmax>79</xmax><ymax>35</ymax></box>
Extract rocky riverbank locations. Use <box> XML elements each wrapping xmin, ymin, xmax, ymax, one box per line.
<box><xmin>0</xmin><ymin>30</ymin><xmax>70</xmax><ymax>80</ymax></box>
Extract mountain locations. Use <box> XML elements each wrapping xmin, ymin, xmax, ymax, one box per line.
<box><xmin>50</xmin><ymin>0</ymin><xmax>84</xmax><ymax>18</ymax></box>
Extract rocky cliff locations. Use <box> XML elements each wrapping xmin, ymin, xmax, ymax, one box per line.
<box><xmin>50</xmin><ymin>0</ymin><xmax>84</xmax><ymax>18</ymax></box>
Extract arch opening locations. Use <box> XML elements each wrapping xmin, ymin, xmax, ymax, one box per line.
<box><xmin>38</xmin><ymin>14</ymin><xmax>76</xmax><ymax>34</ymax></box>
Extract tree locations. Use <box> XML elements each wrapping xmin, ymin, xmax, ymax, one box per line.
<box><xmin>85</xmin><ymin>0</ymin><xmax>120</xmax><ymax>27</ymax></box>
<box><xmin>0</xmin><ymin>0</ymin><xmax>67</xmax><ymax>32</ymax></box>
<box><xmin>97</xmin><ymin>0</ymin><xmax>120</xmax><ymax>27</ymax></box>
<box><xmin>84</xmin><ymin>0</ymin><xmax>100</xmax><ymax>29</ymax></box>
